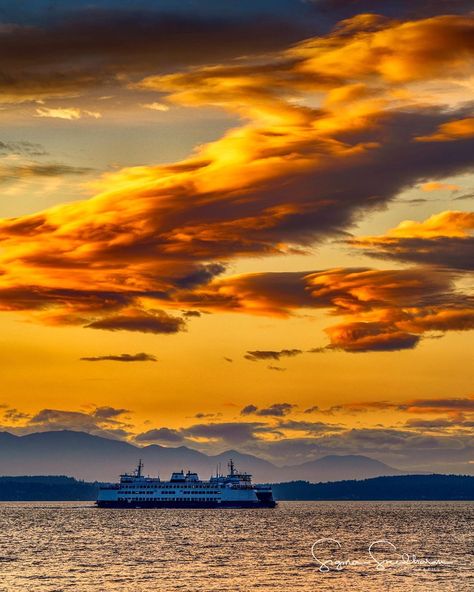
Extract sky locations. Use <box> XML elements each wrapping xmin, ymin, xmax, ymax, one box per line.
<box><xmin>0</xmin><ymin>0</ymin><xmax>473</xmax><ymax>474</ymax></box>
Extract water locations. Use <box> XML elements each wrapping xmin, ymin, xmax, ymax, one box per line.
<box><xmin>0</xmin><ymin>501</ymin><xmax>472</xmax><ymax>591</ymax></box>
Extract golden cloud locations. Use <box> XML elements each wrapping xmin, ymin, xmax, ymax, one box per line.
<box><xmin>35</xmin><ymin>107</ymin><xmax>102</xmax><ymax>120</ymax></box>
<box><xmin>350</xmin><ymin>210</ymin><xmax>474</xmax><ymax>269</ymax></box>
<box><xmin>416</xmin><ymin>117</ymin><xmax>474</xmax><ymax>141</ymax></box>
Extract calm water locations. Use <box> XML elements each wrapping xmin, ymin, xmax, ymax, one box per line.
<box><xmin>0</xmin><ymin>501</ymin><xmax>472</xmax><ymax>591</ymax></box>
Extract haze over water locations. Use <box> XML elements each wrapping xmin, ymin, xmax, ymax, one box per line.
<box><xmin>0</xmin><ymin>502</ymin><xmax>471</xmax><ymax>591</ymax></box>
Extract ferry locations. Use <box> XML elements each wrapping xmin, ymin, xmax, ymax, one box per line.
<box><xmin>97</xmin><ymin>459</ymin><xmax>276</xmax><ymax>508</ymax></box>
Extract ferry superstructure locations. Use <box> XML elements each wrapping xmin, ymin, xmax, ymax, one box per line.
<box><xmin>97</xmin><ymin>459</ymin><xmax>276</xmax><ymax>508</ymax></box>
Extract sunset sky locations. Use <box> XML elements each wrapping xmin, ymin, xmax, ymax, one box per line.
<box><xmin>0</xmin><ymin>0</ymin><xmax>473</xmax><ymax>473</ymax></box>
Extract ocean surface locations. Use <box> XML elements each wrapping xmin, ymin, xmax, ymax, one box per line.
<box><xmin>0</xmin><ymin>501</ymin><xmax>472</xmax><ymax>591</ymax></box>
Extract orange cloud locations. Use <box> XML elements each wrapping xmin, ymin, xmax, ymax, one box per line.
<box><xmin>420</xmin><ymin>181</ymin><xmax>460</xmax><ymax>192</ymax></box>
<box><xmin>292</xmin><ymin>14</ymin><xmax>474</xmax><ymax>83</ymax></box>
<box><xmin>176</xmin><ymin>267</ymin><xmax>474</xmax><ymax>351</ymax></box>
<box><xmin>416</xmin><ymin>117</ymin><xmax>474</xmax><ymax>142</ymax></box>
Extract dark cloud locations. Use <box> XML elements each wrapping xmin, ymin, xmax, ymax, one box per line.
<box><xmin>2</xmin><ymin>408</ymin><xmax>30</xmax><ymax>423</ymax></box>
<box><xmin>134</xmin><ymin>420</ymin><xmax>279</xmax><ymax>447</ymax></box>
<box><xmin>241</xmin><ymin>403</ymin><xmax>296</xmax><ymax>417</ymax></box>
<box><xmin>194</xmin><ymin>412</ymin><xmax>220</xmax><ymax>419</ymax></box>
<box><xmin>258</xmin><ymin>403</ymin><xmax>296</xmax><ymax>417</ymax></box>
<box><xmin>244</xmin><ymin>349</ymin><xmax>303</xmax><ymax>361</ymax></box>
<box><xmin>0</xmin><ymin>286</ymin><xmax>134</xmax><ymax>314</ymax></box>
<box><xmin>354</xmin><ymin>236</ymin><xmax>474</xmax><ymax>271</ymax></box>
<box><xmin>182</xmin><ymin>421</ymin><xmax>269</xmax><ymax>445</ymax></box>
<box><xmin>241</xmin><ymin>404</ymin><xmax>258</xmax><ymax>416</ymax></box>
<box><xmin>0</xmin><ymin>140</ymin><xmax>47</xmax><ymax>156</ymax></box>
<box><xmin>92</xmin><ymin>406</ymin><xmax>130</xmax><ymax>420</ymax></box>
<box><xmin>86</xmin><ymin>310</ymin><xmax>186</xmax><ymax>334</ymax></box>
<box><xmin>80</xmin><ymin>352</ymin><xmax>157</xmax><ymax>362</ymax></box>
<box><xmin>308</xmin><ymin>347</ymin><xmax>330</xmax><ymax>354</ymax></box>
<box><xmin>0</xmin><ymin>162</ymin><xmax>93</xmax><ymax>184</ymax></box>
<box><xmin>399</xmin><ymin>397</ymin><xmax>474</xmax><ymax>413</ymax></box>
<box><xmin>404</xmin><ymin>416</ymin><xmax>474</xmax><ymax>430</ymax></box>
<box><xmin>182</xmin><ymin>310</ymin><xmax>202</xmax><ymax>318</ymax></box>
<box><xmin>267</xmin><ymin>365</ymin><xmax>286</xmax><ymax>371</ymax></box>
<box><xmin>300</xmin><ymin>396</ymin><xmax>474</xmax><ymax>416</ymax></box>
<box><xmin>135</xmin><ymin>427</ymin><xmax>184</xmax><ymax>444</ymax></box>
<box><xmin>0</xmin><ymin>8</ymin><xmax>312</xmax><ymax>101</ymax></box>
<box><xmin>175</xmin><ymin>263</ymin><xmax>226</xmax><ymax>289</ymax></box>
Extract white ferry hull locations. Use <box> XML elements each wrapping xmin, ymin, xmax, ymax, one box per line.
<box><xmin>96</xmin><ymin>498</ymin><xmax>276</xmax><ymax>509</ymax></box>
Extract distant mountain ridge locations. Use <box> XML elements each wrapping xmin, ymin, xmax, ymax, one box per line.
<box><xmin>0</xmin><ymin>429</ymin><xmax>406</xmax><ymax>482</ymax></box>
<box><xmin>281</xmin><ymin>454</ymin><xmax>404</xmax><ymax>482</ymax></box>
<box><xmin>272</xmin><ymin>474</ymin><xmax>474</xmax><ymax>500</ymax></box>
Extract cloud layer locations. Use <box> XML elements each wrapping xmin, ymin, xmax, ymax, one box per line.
<box><xmin>1</xmin><ymin>393</ymin><xmax>472</xmax><ymax>472</ymax></box>
<box><xmin>0</xmin><ymin>13</ymin><xmax>472</xmax><ymax>352</ymax></box>
<box><xmin>189</xmin><ymin>267</ymin><xmax>474</xmax><ymax>351</ymax></box>
<box><xmin>131</xmin><ymin>393</ymin><xmax>474</xmax><ymax>470</ymax></box>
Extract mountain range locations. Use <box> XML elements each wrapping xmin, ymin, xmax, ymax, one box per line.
<box><xmin>0</xmin><ymin>430</ymin><xmax>407</xmax><ymax>482</ymax></box>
